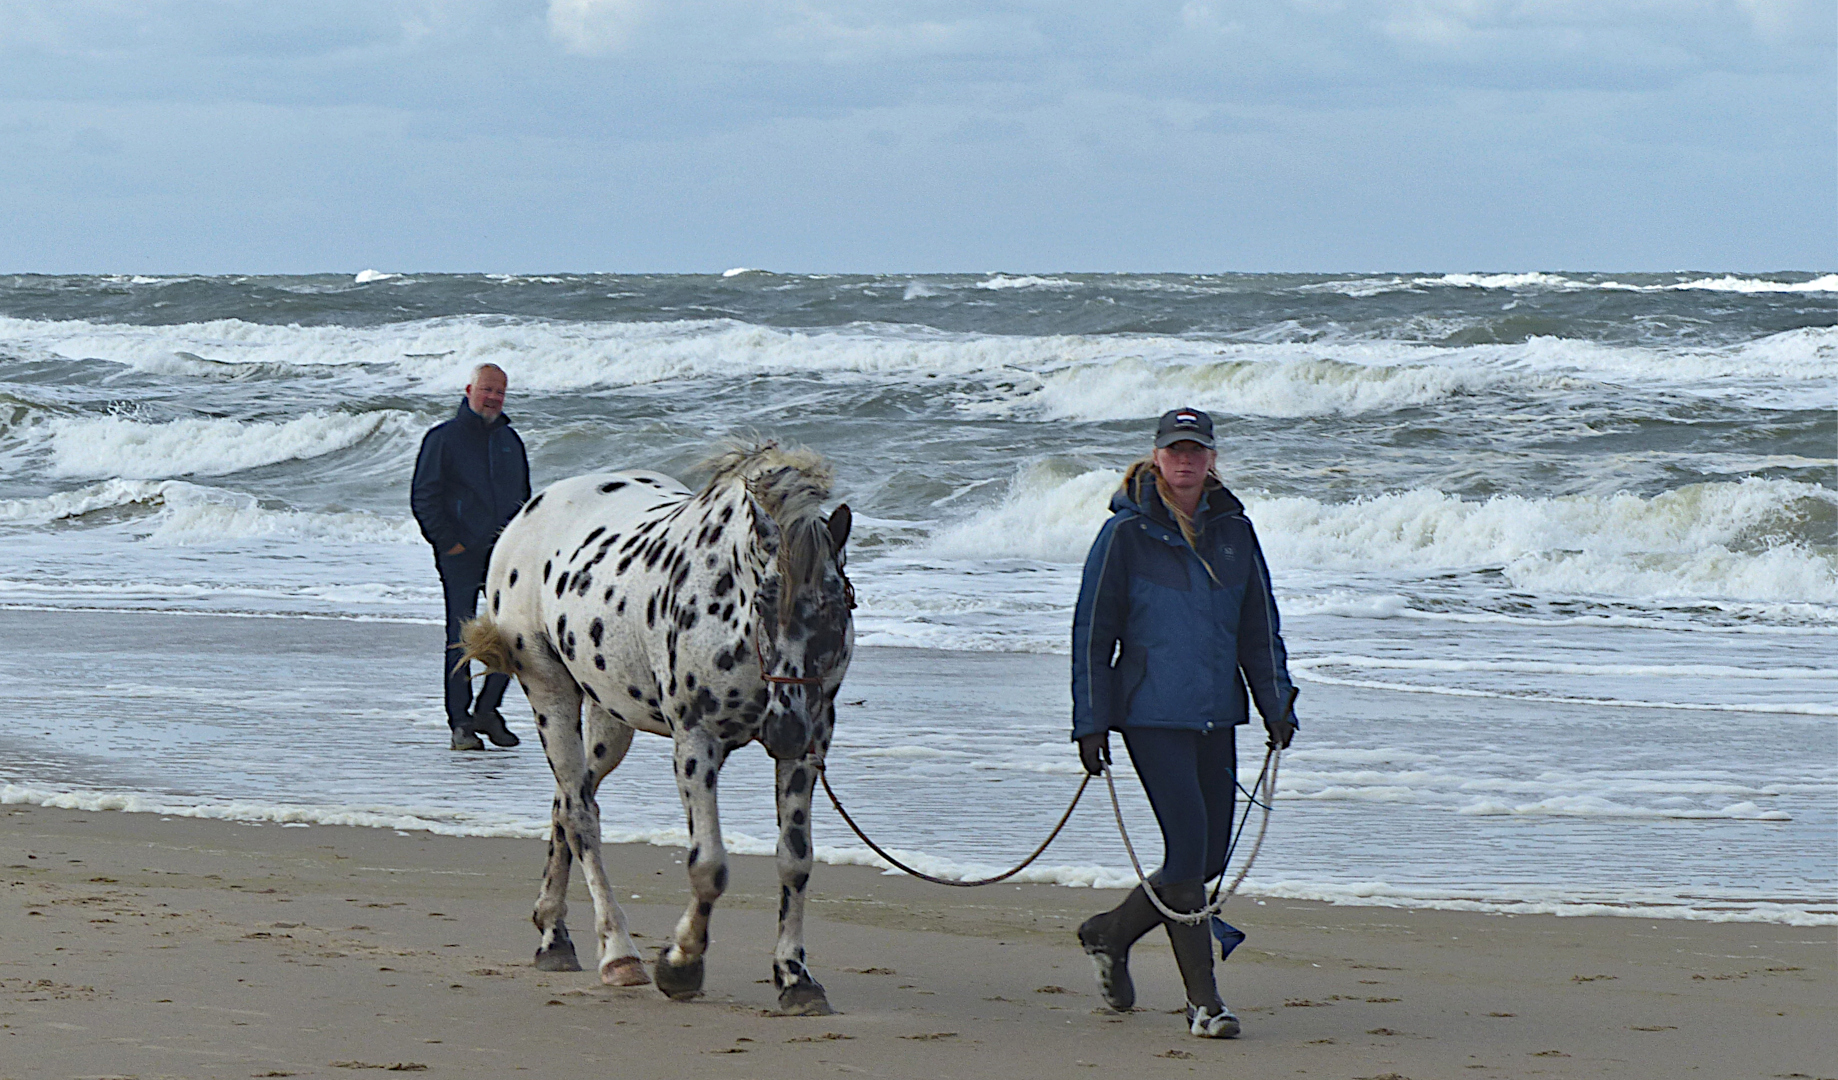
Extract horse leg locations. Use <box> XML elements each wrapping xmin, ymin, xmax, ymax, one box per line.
<box><xmin>655</xmin><ymin>730</ymin><xmax>726</xmax><ymax>1001</ymax></box>
<box><xmin>526</xmin><ymin>673</ymin><xmax>591</xmax><ymax>972</ymax></box>
<box><xmin>578</xmin><ymin>707</ymin><xmax>646</xmax><ymax>986</ymax></box>
<box><xmin>771</xmin><ymin>752</ymin><xmax>831</xmax><ymax>1015</ymax></box>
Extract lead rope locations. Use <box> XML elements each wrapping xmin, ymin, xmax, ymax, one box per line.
<box><xmin>818</xmin><ymin>766</ymin><xmax>1090</xmax><ymax>887</ymax></box>
<box><xmin>1103</xmin><ymin>745</ymin><xmax>1281</xmax><ymax>925</ymax></box>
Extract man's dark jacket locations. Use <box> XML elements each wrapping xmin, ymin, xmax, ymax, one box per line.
<box><xmin>410</xmin><ymin>399</ymin><xmax>530</xmax><ymax>555</ymax></box>
<box><xmin>1070</xmin><ymin>466</ymin><xmax>1296</xmax><ymax>740</ymax></box>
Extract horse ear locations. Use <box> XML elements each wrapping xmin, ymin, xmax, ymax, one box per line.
<box><xmin>827</xmin><ymin>504</ymin><xmax>852</xmax><ymax>553</ymax></box>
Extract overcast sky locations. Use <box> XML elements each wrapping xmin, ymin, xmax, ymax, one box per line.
<box><xmin>1</xmin><ymin>0</ymin><xmax>1831</xmax><ymax>273</ymax></box>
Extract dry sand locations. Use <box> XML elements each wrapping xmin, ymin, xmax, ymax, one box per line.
<box><xmin>3</xmin><ymin>803</ymin><xmax>1831</xmax><ymax>1080</ymax></box>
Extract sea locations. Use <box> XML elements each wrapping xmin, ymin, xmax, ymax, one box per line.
<box><xmin>1</xmin><ymin>269</ymin><xmax>1832</xmax><ymax>927</ymax></box>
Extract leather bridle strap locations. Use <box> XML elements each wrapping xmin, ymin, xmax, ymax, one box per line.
<box><xmin>753</xmin><ymin>633</ymin><xmax>825</xmax><ymax>686</ymax></box>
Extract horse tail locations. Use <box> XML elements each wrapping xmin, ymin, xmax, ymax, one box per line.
<box><xmin>457</xmin><ymin>615</ymin><xmax>515</xmax><ymax>676</ymax></box>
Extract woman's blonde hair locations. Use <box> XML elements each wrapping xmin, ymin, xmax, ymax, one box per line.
<box><xmin>1122</xmin><ymin>456</ymin><xmax>1223</xmax><ymax>585</ymax></box>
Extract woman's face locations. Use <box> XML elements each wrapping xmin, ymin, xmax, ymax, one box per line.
<box><xmin>1153</xmin><ymin>441</ymin><xmax>1216</xmax><ymax>493</ymax></box>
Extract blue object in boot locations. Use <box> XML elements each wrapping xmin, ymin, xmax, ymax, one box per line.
<box><xmin>1211</xmin><ymin>916</ymin><xmax>1245</xmax><ymax>960</ymax></box>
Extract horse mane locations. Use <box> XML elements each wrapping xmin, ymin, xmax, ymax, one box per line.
<box><xmin>700</xmin><ymin>441</ymin><xmax>836</xmax><ymax>625</ymax></box>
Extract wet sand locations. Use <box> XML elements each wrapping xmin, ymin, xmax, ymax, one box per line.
<box><xmin>3</xmin><ymin>803</ymin><xmax>1831</xmax><ymax>1080</ymax></box>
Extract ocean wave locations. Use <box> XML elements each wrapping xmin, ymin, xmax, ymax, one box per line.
<box><xmin>1305</xmin><ymin>272</ymin><xmax>1838</xmax><ymax>297</ymax></box>
<box><xmin>911</xmin><ymin>467</ymin><xmax>1838</xmax><ymax>608</ymax></box>
<box><xmin>2</xmin><ymin>312</ymin><xmax>1827</xmax><ymax>410</ymax></box>
<box><xmin>975</xmin><ymin>274</ymin><xmax>1080</xmax><ymax>290</ymax></box>
<box><xmin>0</xmin><ymin>478</ymin><xmax>419</xmax><ymax>544</ymax></box>
<box><xmin>38</xmin><ymin>409</ymin><xmax>414</xmax><ymax>479</ymax></box>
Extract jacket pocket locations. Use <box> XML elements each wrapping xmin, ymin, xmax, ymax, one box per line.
<box><xmin>1113</xmin><ymin>647</ymin><xmax>1147</xmax><ymax>720</ymax></box>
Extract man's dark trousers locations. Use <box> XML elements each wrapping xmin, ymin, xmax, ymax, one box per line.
<box><xmin>439</xmin><ymin>546</ymin><xmax>509</xmax><ymax>730</ymax></box>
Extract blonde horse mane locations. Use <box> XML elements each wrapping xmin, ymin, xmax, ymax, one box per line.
<box><xmin>700</xmin><ymin>441</ymin><xmax>837</xmax><ymax>627</ymax></box>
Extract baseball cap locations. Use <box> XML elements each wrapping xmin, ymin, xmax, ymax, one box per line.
<box><xmin>1154</xmin><ymin>407</ymin><xmax>1215</xmax><ymax>449</ymax></box>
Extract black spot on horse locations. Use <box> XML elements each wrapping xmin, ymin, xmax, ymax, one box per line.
<box><xmin>588</xmin><ymin>618</ymin><xmax>604</xmax><ymax>647</ymax></box>
<box><xmin>599</xmin><ymin>480</ymin><xmax>626</xmax><ymax>493</ymax></box>
<box><xmin>593</xmin><ymin>654</ymin><xmax>606</xmax><ymax>670</ymax></box>
<box><xmin>697</xmin><ymin>900</ymin><xmax>712</xmax><ymax>917</ymax></box>
<box><xmin>508</xmin><ymin>569</ymin><xmax>518</xmax><ymax>587</ymax></box>
<box><xmin>627</xmin><ymin>685</ymin><xmax>642</xmax><ymax>699</ymax></box>
<box><xmin>492</xmin><ymin>591</ymin><xmax>500</xmax><ymax>613</ymax></box>
<box><xmin>792</xmin><ymin>871</ymin><xmax>809</xmax><ymax>893</ymax></box>
<box><xmin>555</xmin><ymin>574</ymin><xmax>567</xmax><ymax>598</ymax></box>
<box><xmin>543</xmin><ymin>560</ymin><xmax>552</xmax><ymax>582</ymax></box>
<box><xmin>603</xmin><ymin>586</ymin><xmax>615</xmax><ymax>602</ymax></box>
<box><xmin>712</xmin><ymin>571</ymin><xmax>734</xmax><ymax>597</ymax></box>
<box><xmin>786</xmin><ymin>826</ymin><xmax>808</xmax><ymax>861</ymax></box>
<box><xmin>537</xmin><ymin>714</ymin><xmax>549</xmax><ymax>727</ymax></box>
<box><xmin>785</xmin><ymin>767</ymin><xmax>810</xmax><ymax>796</ymax></box>
<box><xmin>703</xmin><ymin>769</ymin><xmax>716</xmax><ymax>789</ymax></box>
<box><xmin>556</xmin><ymin>614</ymin><xmax>567</xmax><ymax>638</ymax></box>
<box><xmin>791</xmin><ymin>808</ymin><xmax>806</xmax><ymax>826</ymax></box>
<box><xmin>713</xmin><ymin>866</ymin><xmax>728</xmax><ymax>892</ymax></box>
<box><xmin>687</xmin><ymin>845</ymin><xmax>699</xmax><ymax>866</ymax></box>
<box><xmin>593</xmin><ymin>742</ymin><xmax>606</xmax><ymax>758</ymax></box>
<box><xmin>574</xmin><ymin>571</ymin><xmax>593</xmax><ymax>596</ymax></box>
<box><xmin>645</xmin><ymin>596</ymin><xmax>656</xmax><ymax>629</ymax></box>
<box><xmin>714</xmin><ymin>649</ymin><xmax>734</xmax><ymax>671</ymax></box>
<box><xmin>514</xmin><ymin>635</ymin><xmax>525</xmax><ymax>651</ymax></box>
<box><xmin>525</xmin><ymin>492</ymin><xmax>544</xmax><ymax>513</ymax></box>
<box><xmin>616</xmin><ymin>598</ymin><xmax>627</xmax><ymax>615</ymax></box>
<box><xmin>778</xmin><ymin>886</ymin><xmax>789</xmax><ymax>921</ymax></box>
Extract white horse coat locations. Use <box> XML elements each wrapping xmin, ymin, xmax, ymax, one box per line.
<box><xmin>461</xmin><ymin>445</ymin><xmax>853</xmax><ymax>1013</ymax></box>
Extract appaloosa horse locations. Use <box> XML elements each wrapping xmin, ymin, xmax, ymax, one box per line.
<box><xmin>459</xmin><ymin>443</ymin><xmax>853</xmax><ymax>1014</ymax></box>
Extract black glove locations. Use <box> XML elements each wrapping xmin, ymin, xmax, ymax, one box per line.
<box><xmin>1078</xmin><ymin>731</ymin><xmax>1111</xmax><ymax>775</ymax></box>
<box><xmin>1265</xmin><ymin>715</ymin><xmax>1296</xmax><ymax>750</ymax></box>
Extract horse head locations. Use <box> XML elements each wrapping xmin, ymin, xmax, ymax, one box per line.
<box><xmin>754</xmin><ymin>501</ymin><xmax>853</xmax><ymax>761</ymax></box>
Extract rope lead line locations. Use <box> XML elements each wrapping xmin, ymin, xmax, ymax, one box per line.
<box><xmin>818</xmin><ymin>767</ymin><xmax>1090</xmax><ymax>888</ymax></box>
<box><xmin>1104</xmin><ymin>745</ymin><xmax>1281</xmax><ymax>925</ymax></box>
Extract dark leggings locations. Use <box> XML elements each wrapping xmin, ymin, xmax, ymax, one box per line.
<box><xmin>1121</xmin><ymin>725</ymin><xmax>1238</xmax><ymax>888</ymax></box>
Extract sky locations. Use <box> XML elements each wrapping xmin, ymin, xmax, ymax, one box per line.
<box><xmin>0</xmin><ymin>0</ymin><xmax>1832</xmax><ymax>273</ymax></box>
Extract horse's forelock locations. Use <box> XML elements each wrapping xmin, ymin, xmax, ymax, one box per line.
<box><xmin>698</xmin><ymin>441</ymin><xmax>838</xmax><ymax>624</ymax></box>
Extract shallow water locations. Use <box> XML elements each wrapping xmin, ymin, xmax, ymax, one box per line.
<box><xmin>0</xmin><ymin>271</ymin><xmax>1831</xmax><ymax>923</ymax></box>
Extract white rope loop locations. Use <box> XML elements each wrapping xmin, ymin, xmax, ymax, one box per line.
<box><xmin>1103</xmin><ymin>746</ymin><xmax>1281</xmax><ymax>925</ymax></box>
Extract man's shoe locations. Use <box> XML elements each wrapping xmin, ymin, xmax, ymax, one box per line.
<box><xmin>471</xmin><ymin>707</ymin><xmax>520</xmax><ymax>747</ymax></box>
<box><xmin>450</xmin><ymin>725</ymin><xmax>485</xmax><ymax>751</ymax></box>
<box><xmin>1187</xmin><ymin>1002</ymin><xmax>1240</xmax><ymax>1039</ymax></box>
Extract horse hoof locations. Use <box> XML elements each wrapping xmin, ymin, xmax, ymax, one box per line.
<box><xmin>654</xmin><ymin>946</ymin><xmax>705</xmax><ymax>1001</ymax></box>
<box><xmin>534</xmin><ymin>941</ymin><xmax>581</xmax><ymax>972</ymax></box>
<box><xmin>601</xmin><ymin>955</ymin><xmax>651</xmax><ymax>987</ymax></box>
<box><xmin>777</xmin><ymin>979</ymin><xmax>833</xmax><ymax>1016</ymax></box>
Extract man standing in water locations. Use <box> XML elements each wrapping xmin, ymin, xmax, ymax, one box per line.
<box><xmin>411</xmin><ymin>363</ymin><xmax>530</xmax><ymax>751</ymax></box>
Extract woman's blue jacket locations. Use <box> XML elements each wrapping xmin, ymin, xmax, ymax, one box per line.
<box><xmin>1070</xmin><ymin>470</ymin><xmax>1297</xmax><ymax>740</ymax></box>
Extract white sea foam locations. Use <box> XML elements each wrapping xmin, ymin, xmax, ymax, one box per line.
<box><xmin>1</xmin><ymin>313</ymin><xmax>1826</xmax><ymax>413</ymax></box>
<box><xmin>39</xmin><ymin>410</ymin><xmax>413</xmax><ymax>479</ymax></box>
<box><xmin>975</xmin><ymin>275</ymin><xmax>1079</xmax><ymax>290</ymax></box>
<box><xmin>721</xmin><ymin>267</ymin><xmax>762</xmax><ymax>277</ymax></box>
<box><xmin>353</xmin><ymin>269</ymin><xmax>400</xmax><ymax>283</ymax></box>
<box><xmin>0</xmin><ymin>478</ymin><xmax>419</xmax><ymax>545</ymax></box>
<box><xmin>905</xmin><ymin>467</ymin><xmax>1837</xmax><ymax>612</ymax></box>
<box><xmin>1302</xmin><ymin>272</ymin><xmax>1838</xmax><ymax>298</ymax></box>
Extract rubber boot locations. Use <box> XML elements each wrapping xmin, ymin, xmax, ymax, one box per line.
<box><xmin>1077</xmin><ymin>884</ymin><xmax>1162</xmax><ymax>1011</ymax></box>
<box><xmin>1162</xmin><ymin>881</ymin><xmax>1240</xmax><ymax>1038</ymax></box>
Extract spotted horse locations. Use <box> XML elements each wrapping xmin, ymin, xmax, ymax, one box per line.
<box><xmin>458</xmin><ymin>442</ymin><xmax>854</xmax><ymax>1015</ymax></box>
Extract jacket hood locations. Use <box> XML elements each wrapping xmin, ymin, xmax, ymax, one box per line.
<box><xmin>1112</xmin><ymin>459</ymin><xmax>1243</xmax><ymax>524</ymax></box>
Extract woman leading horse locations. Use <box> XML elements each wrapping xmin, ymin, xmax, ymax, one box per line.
<box><xmin>1070</xmin><ymin>407</ymin><xmax>1300</xmax><ymax>1040</ymax></box>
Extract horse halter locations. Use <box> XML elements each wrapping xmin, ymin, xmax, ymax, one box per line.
<box><xmin>754</xmin><ymin>632</ymin><xmax>826</xmax><ymax>686</ymax></box>
<box><xmin>752</xmin><ymin>569</ymin><xmax>854</xmax><ymax>687</ymax></box>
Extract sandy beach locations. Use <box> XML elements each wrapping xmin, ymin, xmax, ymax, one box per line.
<box><xmin>4</xmin><ymin>801</ymin><xmax>1832</xmax><ymax>1080</ymax></box>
